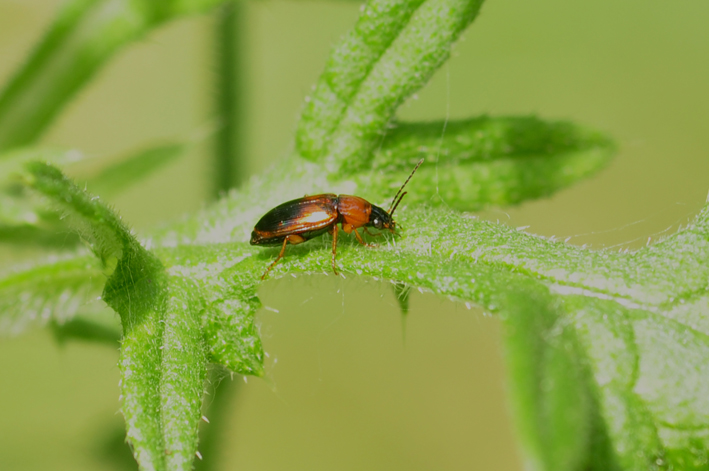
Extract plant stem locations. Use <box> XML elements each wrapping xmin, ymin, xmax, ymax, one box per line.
<box><xmin>214</xmin><ymin>0</ymin><xmax>244</xmax><ymax>196</ymax></box>
<box><xmin>196</xmin><ymin>4</ymin><xmax>245</xmax><ymax>467</ymax></box>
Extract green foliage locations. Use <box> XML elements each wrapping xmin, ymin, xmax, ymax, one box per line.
<box><xmin>51</xmin><ymin>313</ymin><xmax>122</xmax><ymax>345</ymax></box>
<box><xmin>357</xmin><ymin>116</ymin><xmax>614</xmax><ymax>210</ymax></box>
<box><xmin>19</xmin><ymin>161</ymin><xmax>263</xmax><ymax>470</ymax></box>
<box><xmin>0</xmin><ymin>148</ymin><xmax>83</xmax><ymax>243</ymax></box>
<box><xmin>0</xmin><ymin>0</ymin><xmax>706</xmax><ymax>470</ymax></box>
<box><xmin>10</xmin><ymin>153</ymin><xmax>709</xmax><ymax>470</ymax></box>
<box><xmin>88</xmin><ymin>143</ymin><xmax>186</xmax><ymax>198</ymax></box>
<box><xmin>0</xmin><ymin>0</ymin><xmax>231</xmax><ymax>151</ymax></box>
<box><xmin>0</xmin><ymin>143</ymin><xmax>185</xmax><ymax>247</ymax></box>
<box><xmin>297</xmin><ymin>0</ymin><xmax>485</xmax><ymax>174</ymax></box>
<box><xmin>0</xmin><ymin>253</ymin><xmax>104</xmax><ymax>335</ymax></box>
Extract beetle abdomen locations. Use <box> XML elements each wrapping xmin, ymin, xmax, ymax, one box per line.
<box><xmin>250</xmin><ymin>194</ymin><xmax>338</xmax><ymax>246</ymax></box>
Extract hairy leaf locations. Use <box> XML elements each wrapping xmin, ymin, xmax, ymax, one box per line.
<box><xmin>0</xmin><ymin>144</ymin><xmax>185</xmax><ymax>247</ymax></box>
<box><xmin>354</xmin><ymin>116</ymin><xmax>615</xmax><ymax>210</ymax></box>
<box><xmin>7</xmin><ymin>151</ymin><xmax>708</xmax><ymax>470</ymax></box>
<box><xmin>0</xmin><ymin>254</ymin><xmax>104</xmax><ymax>335</ymax></box>
<box><xmin>297</xmin><ymin>0</ymin><xmax>485</xmax><ymax>174</ymax></box>
<box><xmin>158</xmin><ymin>244</ymin><xmax>265</xmax><ymax>376</ymax></box>
<box><xmin>21</xmin><ymin>163</ymin><xmax>208</xmax><ymax>470</ymax></box>
<box><xmin>152</xmin><ymin>158</ymin><xmax>709</xmax><ymax>470</ymax></box>
<box><xmin>119</xmin><ymin>275</ymin><xmax>207</xmax><ymax>471</ymax></box>
<box><xmin>0</xmin><ymin>148</ymin><xmax>83</xmax><ymax>226</ymax></box>
<box><xmin>498</xmin><ymin>280</ymin><xmax>592</xmax><ymax>471</ymax></box>
<box><xmin>3</xmin><ymin>0</ymin><xmax>704</xmax><ymax>469</ymax></box>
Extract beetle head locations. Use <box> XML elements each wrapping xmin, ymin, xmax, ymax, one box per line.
<box><xmin>369</xmin><ymin>205</ymin><xmax>395</xmax><ymax>232</ymax></box>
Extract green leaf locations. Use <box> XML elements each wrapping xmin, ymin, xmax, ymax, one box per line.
<box><xmin>24</xmin><ymin>163</ymin><xmax>176</xmax><ymax>469</ymax></box>
<box><xmin>4</xmin><ymin>0</ymin><xmax>704</xmax><ymax>468</ymax></box>
<box><xmin>18</xmin><ymin>162</ymin><xmax>264</xmax><ymax>471</ymax></box>
<box><xmin>0</xmin><ymin>0</ymin><xmax>231</xmax><ymax>151</ymax></box>
<box><xmin>0</xmin><ymin>148</ymin><xmax>83</xmax><ymax>226</ymax></box>
<box><xmin>51</xmin><ymin>312</ymin><xmax>122</xmax><ymax>345</ymax></box>
<box><xmin>119</xmin><ymin>275</ymin><xmax>207</xmax><ymax>471</ymax></box>
<box><xmin>354</xmin><ymin>116</ymin><xmax>615</xmax><ymax>210</ymax></box>
<box><xmin>0</xmin><ymin>144</ymin><xmax>185</xmax><ymax>247</ymax></box>
<box><xmin>9</xmin><ymin>150</ymin><xmax>709</xmax><ymax>470</ymax></box>
<box><xmin>565</xmin><ymin>297</ymin><xmax>664</xmax><ymax>471</ymax></box>
<box><xmin>499</xmin><ymin>280</ymin><xmax>593</xmax><ymax>471</ymax></box>
<box><xmin>87</xmin><ymin>143</ymin><xmax>186</xmax><ymax>199</ymax></box>
<box><xmin>156</xmin><ymin>244</ymin><xmax>265</xmax><ymax>376</ymax></box>
<box><xmin>0</xmin><ymin>254</ymin><xmax>104</xmax><ymax>335</ymax></box>
<box><xmin>296</xmin><ymin>0</ymin><xmax>485</xmax><ymax>174</ymax></box>
<box><xmin>23</xmin><ymin>161</ymin><xmax>147</xmax><ymax>270</ymax></box>
<box><xmin>252</xmin><ymin>198</ymin><xmax>709</xmax><ymax>470</ymax></box>
<box><xmin>0</xmin><ymin>218</ymin><xmax>81</xmax><ymax>247</ymax></box>
<box><xmin>159</xmin><ymin>157</ymin><xmax>709</xmax><ymax>470</ymax></box>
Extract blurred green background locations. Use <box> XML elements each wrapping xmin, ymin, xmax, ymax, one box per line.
<box><xmin>1</xmin><ymin>1</ymin><xmax>708</xmax><ymax>470</ymax></box>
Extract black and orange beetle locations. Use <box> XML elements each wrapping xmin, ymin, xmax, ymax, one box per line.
<box><xmin>250</xmin><ymin>159</ymin><xmax>424</xmax><ymax>279</ymax></box>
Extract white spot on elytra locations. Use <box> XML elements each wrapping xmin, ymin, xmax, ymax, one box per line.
<box><xmin>301</xmin><ymin>211</ymin><xmax>331</xmax><ymax>224</ymax></box>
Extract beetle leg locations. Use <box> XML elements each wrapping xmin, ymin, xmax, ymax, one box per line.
<box><xmin>331</xmin><ymin>225</ymin><xmax>339</xmax><ymax>275</ymax></box>
<box><xmin>261</xmin><ymin>238</ymin><xmax>288</xmax><ymax>280</ymax></box>
<box><xmin>261</xmin><ymin>234</ymin><xmax>305</xmax><ymax>280</ymax></box>
<box><xmin>353</xmin><ymin>228</ymin><xmax>376</xmax><ymax>248</ymax></box>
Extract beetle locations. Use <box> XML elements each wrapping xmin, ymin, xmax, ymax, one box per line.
<box><xmin>250</xmin><ymin>159</ymin><xmax>424</xmax><ymax>279</ymax></box>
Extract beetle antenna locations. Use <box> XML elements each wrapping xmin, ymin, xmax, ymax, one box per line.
<box><xmin>387</xmin><ymin>158</ymin><xmax>424</xmax><ymax>214</ymax></box>
<box><xmin>389</xmin><ymin>191</ymin><xmax>407</xmax><ymax>218</ymax></box>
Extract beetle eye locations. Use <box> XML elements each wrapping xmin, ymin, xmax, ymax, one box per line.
<box><xmin>373</xmin><ymin>218</ymin><xmax>382</xmax><ymax>229</ymax></box>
